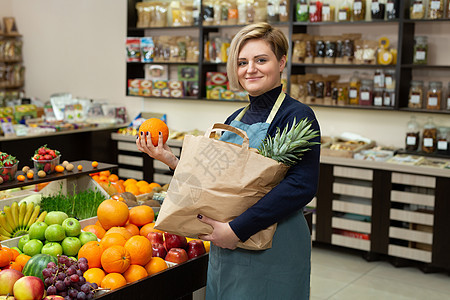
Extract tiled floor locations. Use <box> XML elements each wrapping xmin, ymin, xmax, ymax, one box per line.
<box><xmin>311</xmin><ymin>244</ymin><xmax>450</xmax><ymax>300</ymax></box>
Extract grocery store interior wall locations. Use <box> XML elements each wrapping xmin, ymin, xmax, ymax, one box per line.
<box><xmin>4</xmin><ymin>0</ymin><xmax>450</xmax><ymax>148</ymax></box>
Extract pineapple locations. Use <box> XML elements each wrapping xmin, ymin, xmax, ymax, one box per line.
<box><xmin>258</xmin><ymin>117</ymin><xmax>320</xmax><ymax>166</ymax></box>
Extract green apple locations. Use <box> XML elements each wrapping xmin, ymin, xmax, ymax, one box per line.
<box><xmin>44</xmin><ymin>224</ymin><xmax>66</xmax><ymax>242</ymax></box>
<box><xmin>61</xmin><ymin>237</ymin><xmax>82</xmax><ymax>256</ymax></box>
<box><xmin>41</xmin><ymin>242</ymin><xmax>63</xmax><ymax>257</ymax></box>
<box><xmin>78</xmin><ymin>231</ymin><xmax>98</xmax><ymax>245</ymax></box>
<box><xmin>44</xmin><ymin>211</ymin><xmax>69</xmax><ymax>226</ymax></box>
<box><xmin>22</xmin><ymin>239</ymin><xmax>44</xmax><ymax>256</ymax></box>
<box><xmin>17</xmin><ymin>235</ymin><xmax>30</xmax><ymax>252</ymax></box>
<box><xmin>62</xmin><ymin>218</ymin><xmax>81</xmax><ymax>237</ymax></box>
<box><xmin>28</xmin><ymin>222</ymin><xmax>48</xmax><ymax>241</ymax></box>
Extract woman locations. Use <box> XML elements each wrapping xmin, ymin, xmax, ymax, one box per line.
<box><xmin>137</xmin><ymin>23</ymin><xmax>320</xmax><ymax>299</ymax></box>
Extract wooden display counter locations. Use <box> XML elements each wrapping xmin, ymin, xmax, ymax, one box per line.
<box><xmin>0</xmin><ymin>125</ymin><xmax>125</xmax><ymax>165</ymax></box>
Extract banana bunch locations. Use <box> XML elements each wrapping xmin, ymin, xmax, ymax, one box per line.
<box><xmin>0</xmin><ymin>201</ymin><xmax>47</xmax><ymax>241</ymax></box>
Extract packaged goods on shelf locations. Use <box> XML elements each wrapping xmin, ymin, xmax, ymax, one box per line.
<box><xmin>321</xmin><ymin>134</ymin><xmax>375</xmax><ymax>158</ymax></box>
<box><xmin>136</xmin><ymin>0</ymin><xmax>197</xmax><ymax>28</ymax></box>
<box><xmin>0</xmin><ymin>38</ymin><xmax>23</xmax><ymax>62</ymax></box>
<box><xmin>333</xmin><ymin>228</ymin><xmax>370</xmax><ymax>240</ymax></box>
<box><xmin>353</xmin><ymin>148</ymin><xmax>395</xmax><ymax>162</ymax></box>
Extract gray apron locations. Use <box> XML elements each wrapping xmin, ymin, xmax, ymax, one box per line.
<box><xmin>206</xmin><ymin>92</ymin><xmax>311</xmax><ymax>300</ymax></box>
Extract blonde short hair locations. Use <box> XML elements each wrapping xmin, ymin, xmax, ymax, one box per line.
<box><xmin>227</xmin><ymin>22</ymin><xmax>289</xmax><ymax>91</ymax></box>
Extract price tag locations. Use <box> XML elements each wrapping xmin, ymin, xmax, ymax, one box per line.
<box><xmin>437</xmin><ymin>140</ymin><xmax>448</xmax><ymax>151</ymax></box>
<box><xmin>371</xmin><ymin>3</ymin><xmax>380</xmax><ymax>11</ymax></box>
<box><xmin>300</xmin><ymin>4</ymin><xmax>308</xmax><ymax>13</ymax></box>
<box><xmin>310</xmin><ymin>4</ymin><xmax>317</xmax><ymax>14</ymax></box>
<box><xmin>361</xmin><ymin>92</ymin><xmax>370</xmax><ymax>100</ymax></box>
<box><xmin>413</xmin><ymin>4</ymin><xmax>423</xmax><ymax>13</ymax></box>
<box><xmin>323</xmin><ymin>6</ymin><xmax>330</xmax><ymax>15</ymax></box>
<box><xmin>339</xmin><ymin>11</ymin><xmax>347</xmax><ymax>20</ymax></box>
<box><xmin>384</xmin><ymin>95</ymin><xmax>391</xmax><ymax>106</ymax></box>
<box><xmin>354</xmin><ymin>2</ymin><xmax>362</xmax><ymax>10</ymax></box>
<box><xmin>415</xmin><ymin>51</ymin><xmax>426</xmax><ymax>61</ymax></box>
<box><xmin>279</xmin><ymin>6</ymin><xmax>287</xmax><ymax>15</ymax></box>
<box><xmin>387</xmin><ymin>3</ymin><xmax>394</xmax><ymax>12</ymax></box>
<box><xmin>385</xmin><ymin>77</ymin><xmax>393</xmax><ymax>87</ymax></box>
<box><xmin>374</xmin><ymin>97</ymin><xmax>383</xmax><ymax>106</ymax></box>
<box><xmin>431</xmin><ymin>1</ymin><xmax>441</xmax><ymax>10</ymax></box>
<box><xmin>349</xmin><ymin>89</ymin><xmax>358</xmax><ymax>98</ymax></box>
<box><xmin>423</xmin><ymin>138</ymin><xmax>433</xmax><ymax>147</ymax></box>
<box><xmin>406</xmin><ymin>136</ymin><xmax>417</xmax><ymax>145</ymax></box>
<box><xmin>428</xmin><ymin>97</ymin><xmax>438</xmax><ymax>106</ymax></box>
<box><xmin>411</xmin><ymin>95</ymin><xmax>420</xmax><ymax>104</ymax></box>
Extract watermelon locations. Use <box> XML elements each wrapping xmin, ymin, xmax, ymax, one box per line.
<box><xmin>22</xmin><ymin>254</ymin><xmax>57</xmax><ymax>282</ymax></box>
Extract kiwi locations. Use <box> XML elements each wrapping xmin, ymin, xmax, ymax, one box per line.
<box><xmin>141</xmin><ymin>199</ymin><xmax>161</xmax><ymax>207</ymax></box>
<box><xmin>152</xmin><ymin>186</ymin><xmax>163</xmax><ymax>193</ymax></box>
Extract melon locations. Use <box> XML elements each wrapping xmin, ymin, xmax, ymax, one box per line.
<box><xmin>22</xmin><ymin>254</ymin><xmax>57</xmax><ymax>282</ymax></box>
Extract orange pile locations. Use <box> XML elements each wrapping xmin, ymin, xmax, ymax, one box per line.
<box><xmin>0</xmin><ymin>245</ymin><xmax>29</xmax><ymax>272</ymax></box>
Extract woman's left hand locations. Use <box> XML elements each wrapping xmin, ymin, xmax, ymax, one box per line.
<box><xmin>197</xmin><ymin>215</ymin><xmax>240</xmax><ymax>250</ymax></box>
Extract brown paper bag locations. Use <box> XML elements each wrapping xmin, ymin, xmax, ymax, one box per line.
<box><xmin>155</xmin><ymin>123</ymin><xmax>289</xmax><ymax>250</ymax></box>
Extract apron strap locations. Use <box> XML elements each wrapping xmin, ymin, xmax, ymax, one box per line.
<box><xmin>234</xmin><ymin>92</ymin><xmax>286</xmax><ymax>124</ymax></box>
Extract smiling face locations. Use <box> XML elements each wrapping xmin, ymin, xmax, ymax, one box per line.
<box><xmin>237</xmin><ymin>39</ymin><xmax>286</xmax><ymax>97</ymax></box>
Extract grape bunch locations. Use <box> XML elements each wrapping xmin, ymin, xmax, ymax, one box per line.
<box><xmin>42</xmin><ymin>255</ymin><xmax>97</xmax><ymax>300</ymax></box>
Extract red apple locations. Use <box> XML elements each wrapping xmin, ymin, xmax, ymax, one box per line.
<box><xmin>43</xmin><ymin>296</ymin><xmax>65</xmax><ymax>299</ymax></box>
<box><xmin>187</xmin><ymin>239</ymin><xmax>206</xmax><ymax>259</ymax></box>
<box><xmin>146</xmin><ymin>232</ymin><xmax>164</xmax><ymax>244</ymax></box>
<box><xmin>165</xmin><ymin>248</ymin><xmax>189</xmax><ymax>264</ymax></box>
<box><xmin>13</xmin><ymin>276</ymin><xmax>45</xmax><ymax>300</ymax></box>
<box><xmin>163</xmin><ymin>232</ymin><xmax>187</xmax><ymax>251</ymax></box>
<box><xmin>0</xmin><ymin>269</ymin><xmax>24</xmax><ymax>295</ymax></box>
<box><xmin>152</xmin><ymin>243</ymin><xmax>167</xmax><ymax>259</ymax></box>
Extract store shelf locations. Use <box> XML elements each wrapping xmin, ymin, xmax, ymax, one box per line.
<box><xmin>293</xmin><ymin>19</ymin><xmax>399</xmax><ymax>26</ymax></box>
<box><xmin>292</xmin><ymin>63</ymin><xmax>396</xmax><ymax>69</ymax></box>
<box><xmin>401</xmin><ymin>64</ymin><xmax>450</xmax><ymax>69</ymax></box>
<box><xmin>388</xmin><ymin>244</ymin><xmax>432</xmax><ymax>263</ymax></box>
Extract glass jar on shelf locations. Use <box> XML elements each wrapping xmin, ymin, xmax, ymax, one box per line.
<box><xmin>360</xmin><ymin>79</ymin><xmax>373</xmax><ymax>106</ymax></box>
<box><xmin>322</xmin><ymin>0</ymin><xmax>335</xmax><ymax>21</ymax></box>
<box><xmin>410</xmin><ymin>0</ymin><xmax>427</xmax><ymax>19</ymax></box>
<box><xmin>408</xmin><ymin>80</ymin><xmax>424</xmax><ymax>108</ymax></box>
<box><xmin>337</xmin><ymin>0</ymin><xmax>351</xmax><ymax>21</ymax></box>
<box><xmin>386</xmin><ymin>0</ymin><xmax>399</xmax><ymax>19</ymax></box>
<box><xmin>426</xmin><ymin>81</ymin><xmax>442</xmax><ymax>110</ymax></box>
<box><xmin>427</xmin><ymin>0</ymin><xmax>444</xmax><ymax>19</ymax></box>
<box><xmin>413</xmin><ymin>36</ymin><xmax>428</xmax><ymax>65</ymax></box>
<box><xmin>422</xmin><ymin>117</ymin><xmax>437</xmax><ymax>153</ymax></box>
<box><xmin>405</xmin><ymin>116</ymin><xmax>420</xmax><ymax>151</ymax></box>
<box><xmin>374</xmin><ymin>69</ymin><xmax>385</xmax><ymax>89</ymax></box>
<box><xmin>310</xmin><ymin>1</ymin><xmax>323</xmax><ymax>22</ymax></box>
<box><xmin>446</xmin><ymin>82</ymin><xmax>450</xmax><ymax>110</ymax></box>
<box><xmin>437</xmin><ymin>127</ymin><xmax>449</xmax><ymax>154</ymax></box>
<box><xmin>448</xmin><ymin>1</ymin><xmax>450</xmax><ymax>18</ymax></box>
<box><xmin>383</xmin><ymin>89</ymin><xmax>395</xmax><ymax>107</ymax></box>
<box><xmin>352</xmin><ymin>0</ymin><xmax>366</xmax><ymax>21</ymax></box>
<box><xmin>348</xmin><ymin>71</ymin><xmax>361</xmax><ymax>105</ymax></box>
<box><xmin>296</xmin><ymin>0</ymin><xmax>310</xmax><ymax>21</ymax></box>
<box><xmin>384</xmin><ymin>70</ymin><xmax>396</xmax><ymax>90</ymax></box>
<box><xmin>371</xmin><ymin>0</ymin><xmax>386</xmax><ymax>20</ymax></box>
<box><xmin>373</xmin><ymin>88</ymin><xmax>384</xmax><ymax>106</ymax></box>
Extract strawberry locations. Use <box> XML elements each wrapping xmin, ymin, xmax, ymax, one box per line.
<box><xmin>44</xmin><ymin>154</ymin><xmax>52</xmax><ymax>160</ymax></box>
<box><xmin>48</xmin><ymin>150</ymin><xmax>56</xmax><ymax>158</ymax></box>
<box><xmin>44</xmin><ymin>163</ymin><xmax>51</xmax><ymax>173</ymax></box>
<box><xmin>38</xmin><ymin>156</ymin><xmax>46</xmax><ymax>161</ymax></box>
<box><xmin>38</xmin><ymin>147</ymin><xmax>47</xmax><ymax>155</ymax></box>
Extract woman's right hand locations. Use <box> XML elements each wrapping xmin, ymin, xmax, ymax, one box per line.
<box><xmin>136</xmin><ymin>131</ymin><xmax>179</xmax><ymax>170</ymax></box>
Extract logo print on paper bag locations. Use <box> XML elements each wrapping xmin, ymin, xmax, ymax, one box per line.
<box><xmin>167</xmin><ymin>172</ymin><xmax>202</xmax><ymax>207</ymax></box>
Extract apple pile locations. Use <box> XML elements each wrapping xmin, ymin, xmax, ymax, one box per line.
<box><xmin>0</xmin><ymin>269</ymin><xmax>46</xmax><ymax>300</ymax></box>
<box><xmin>148</xmin><ymin>232</ymin><xmax>207</xmax><ymax>264</ymax></box>
<box><xmin>18</xmin><ymin>211</ymin><xmax>98</xmax><ymax>258</ymax></box>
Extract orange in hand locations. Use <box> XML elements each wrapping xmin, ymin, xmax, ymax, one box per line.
<box><xmin>138</xmin><ymin>118</ymin><xmax>169</xmax><ymax>146</ymax></box>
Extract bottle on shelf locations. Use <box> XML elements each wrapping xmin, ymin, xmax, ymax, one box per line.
<box><xmin>296</xmin><ymin>0</ymin><xmax>310</xmax><ymax>21</ymax></box>
<box><xmin>359</xmin><ymin>79</ymin><xmax>374</xmax><ymax>106</ymax></box>
<box><xmin>352</xmin><ymin>0</ymin><xmax>366</xmax><ymax>21</ymax></box>
<box><xmin>427</xmin><ymin>0</ymin><xmax>444</xmax><ymax>19</ymax></box>
<box><xmin>322</xmin><ymin>0</ymin><xmax>335</xmax><ymax>21</ymax></box>
<box><xmin>337</xmin><ymin>0</ymin><xmax>351</xmax><ymax>21</ymax></box>
<box><xmin>426</xmin><ymin>81</ymin><xmax>442</xmax><ymax>110</ymax></box>
<box><xmin>446</xmin><ymin>82</ymin><xmax>450</xmax><ymax>111</ymax></box>
<box><xmin>385</xmin><ymin>0</ymin><xmax>399</xmax><ymax>19</ymax></box>
<box><xmin>348</xmin><ymin>71</ymin><xmax>361</xmax><ymax>105</ymax></box>
<box><xmin>371</xmin><ymin>0</ymin><xmax>386</xmax><ymax>20</ymax></box>
<box><xmin>422</xmin><ymin>117</ymin><xmax>437</xmax><ymax>153</ymax></box>
<box><xmin>310</xmin><ymin>1</ymin><xmax>323</xmax><ymax>22</ymax></box>
<box><xmin>408</xmin><ymin>80</ymin><xmax>424</xmax><ymax>108</ymax></box>
<box><xmin>410</xmin><ymin>0</ymin><xmax>427</xmax><ymax>20</ymax></box>
<box><xmin>405</xmin><ymin>116</ymin><xmax>420</xmax><ymax>151</ymax></box>
<box><xmin>437</xmin><ymin>127</ymin><xmax>449</xmax><ymax>155</ymax></box>
<box><xmin>413</xmin><ymin>36</ymin><xmax>428</xmax><ymax>65</ymax></box>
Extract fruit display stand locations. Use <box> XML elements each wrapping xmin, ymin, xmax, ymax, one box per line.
<box><xmin>0</xmin><ymin>160</ymin><xmax>209</xmax><ymax>299</ymax></box>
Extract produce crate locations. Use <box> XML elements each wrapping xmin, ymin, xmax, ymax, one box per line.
<box><xmin>0</xmin><ymin>188</ymin><xmax>39</xmax><ymax>210</ymax></box>
<box><xmin>321</xmin><ymin>140</ymin><xmax>375</xmax><ymax>158</ymax></box>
